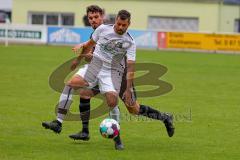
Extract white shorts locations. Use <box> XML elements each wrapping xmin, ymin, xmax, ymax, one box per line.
<box><xmin>76</xmin><ymin>62</ymin><xmax>123</xmax><ymax>94</ymax></box>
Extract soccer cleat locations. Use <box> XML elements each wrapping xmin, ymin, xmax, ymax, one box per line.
<box><xmin>164</xmin><ymin>114</ymin><xmax>175</xmax><ymax>137</ymax></box>
<box><xmin>113</xmin><ymin>135</ymin><xmax>124</xmax><ymax>150</ymax></box>
<box><xmin>42</xmin><ymin>120</ymin><xmax>62</xmax><ymax>134</ymax></box>
<box><xmin>115</xmin><ymin>142</ymin><xmax>124</xmax><ymax>150</ymax></box>
<box><xmin>69</xmin><ymin>131</ymin><xmax>90</xmax><ymax>141</ymax></box>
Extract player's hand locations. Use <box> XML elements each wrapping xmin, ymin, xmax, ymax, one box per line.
<box><xmin>83</xmin><ymin>53</ymin><xmax>93</xmax><ymax>62</ymax></box>
<box><xmin>70</xmin><ymin>59</ymin><xmax>80</xmax><ymax>71</ymax></box>
<box><xmin>123</xmin><ymin>89</ymin><xmax>134</xmax><ymax>107</ymax></box>
<box><xmin>72</xmin><ymin>44</ymin><xmax>84</xmax><ymax>55</ymax></box>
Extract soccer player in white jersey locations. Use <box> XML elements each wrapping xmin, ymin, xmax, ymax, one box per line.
<box><xmin>70</xmin><ymin>5</ymin><xmax>122</xmax><ymax>142</ymax></box>
<box><xmin>70</xmin><ymin>9</ymin><xmax>174</xmax><ymax>142</ymax></box>
<box><xmin>42</xmin><ymin>8</ymin><xmax>175</xmax><ymax>150</ymax></box>
<box><xmin>43</xmin><ymin>9</ymin><xmax>135</xmax><ymax>150</ymax></box>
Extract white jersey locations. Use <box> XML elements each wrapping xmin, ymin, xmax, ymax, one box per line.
<box><xmin>91</xmin><ymin>24</ymin><xmax>136</xmax><ymax>71</ymax></box>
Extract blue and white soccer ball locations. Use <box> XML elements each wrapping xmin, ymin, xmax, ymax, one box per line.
<box><xmin>99</xmin><ymin>118</ymin><xmax>120</xmax><ymax>139</ymax></box>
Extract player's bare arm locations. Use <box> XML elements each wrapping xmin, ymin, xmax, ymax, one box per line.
<box><xmin>123</xmin><ymin>60</ymin><xmax>135</xmax><ymax>107</ymax></box>
<box><xmin>70</xmin><ymin>40</ymin><xmax>96</xmax><ymax>70</ymax></box>
<box><xmin>83</xmin><ymin>48</ymin><xmax>94</xmax><ymax>62</ymax></box>
<box><xmin>78</xmin><ymin>39</ymin><xmax>96</xmax><ymax>59</ymax></box>
<box><xmin>70</xmin><ymin>54</ymin><xmax>84</xmax><ymax>71</ymax></box>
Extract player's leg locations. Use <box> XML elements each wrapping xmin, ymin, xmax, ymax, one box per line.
<box><xmin>42</xmin><ymin>75</ymin><xmax>89</xmax><ymax>133</ymax></box>
<box><xmin>105</xmin><ymin>91</ymin><xmax>118</xmax><ymax>108</ymax></box>
<box><xmin>56</xmin><ymin>76</ymin><xmax>89</xmax><ymax>122</ymax></box>
<box><xmin>138</xmin><ymin>103</ymin><xmax>174</xmax><ymax>137</ymax></box>
<box><xmin>109</xmin><ymin>105</ymin><xmax>120</xmax><ymax>123</ymax></box>
<box><xmin>69</xmin><ymin>90</ymin><xmax>121</xmax><ymax>140</ymax></box>
<box><xmin>119</xmin><ymin>79</ymin><xmax>174</xmax><ymax>137</ymax></box>
<box><xmin>105</xmin><ymin>92</ymin><xmax>121</xmax><ymax>124</ymax></box>
<box><xmin>42</xmin><ymin>64</ymin><xmax>94</xmax><ymax>133</ymax></box>
<box><xmin>69</xmin><ymin>85</ymin><xmax>121</xmax><ymax>141</ymax></box>
<box><xmin>69</xmin><ymin>88</ymin><xmax>95</xmax><ymax>140</ymax></box>
<box><xmin>99</xmin><ymin>68</ymin><xmax>124</xmax><ymax>150</ymax></box>
<box><xmin>104</xmin><ymin>91</ymin><xmax>123</xmax><ymax>150</ymax></box>
<box><xmin>125</xmin><ymin>101</ymin><xmax>175</xmax><ymax>137</ymax></box>
<box><xmin>73</xmin><ymin>60</ymin><xmax>103</xmax><ymax>134</ymax></box>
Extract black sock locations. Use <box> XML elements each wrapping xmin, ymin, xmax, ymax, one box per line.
<box><xmin>139</xmin><ymin>104</ymin><xmax>168</xmax><ymax>121</ymax></box>
<box><xmin>55</xmin><ymin>120</ymin><xmax>62</xmax><ymax>126</ymax></box>
<box><xmin>79</xmin><ymin>98</ymin><xmax>90</xmax><ymax>133</ymax></box>
<box><xmin>113</xmin><ymin>133</ymin><xmax>121</xmax><ymax>144</ymax></box>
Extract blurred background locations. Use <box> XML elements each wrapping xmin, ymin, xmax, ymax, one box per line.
<box><xmin>1</xmin><ymin>0</ymin><xmax>240</xmax><ymax>52</ymax></box>
<box><xmin>1</xmin><ymin>1</ymin><xmax>240</xmax><ymax>159</ymax></box>
<box><xmin>1</xmin><ymin>0</ymin><xmax>240</xmax><ymax>32</ymax></box>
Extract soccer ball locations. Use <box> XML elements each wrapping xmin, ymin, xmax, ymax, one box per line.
<box><xmin>99</xmin><ymin>118</ymin><xmax>120</xmax><ymax>139</ymax></box>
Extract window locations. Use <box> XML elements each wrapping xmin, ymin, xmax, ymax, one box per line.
<box><xmin>0</xmin><ymin>12</ymin><xmax>7</xmax><ymax>23</ymax></box>
<box><xmin>46</xmin><ymin>14</ymin><xmax>58</xmax><ymax>25</ymax></box>
<box><xmin>148</xmin><ymin>16</ymin><xmax>199</xmax><ymax>32</ymax></box>
<box><xmin>104</xmin><ymin>14</ymin><xmax>116</xmax><ymax>24</ymax></box>
<box><xmin>61</xmin><ymin>14</ymin><xmax>74</xmax><ymax>26</ymax></box>
<box><xmin>234</xmin><ymin>19</ymin><xmax>240</xmax><ymax>32</ymax></box>
<box><xmin>0</xmin><ymin>11</ymin><xmax>11</xmax><ymax>23</ymax></box>
<box><xmin>28</xmin><ymin>12</ymin><xmax>74</xmax><ymax>26</ymax></box>
<box><xmin>31</xmin><ymin>14</ymin><xmax>44</xmax><ymax>25</ymax></box>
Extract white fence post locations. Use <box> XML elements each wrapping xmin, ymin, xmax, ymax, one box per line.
<box><xmin>5</xmin><ymin>18</ymin><xmax>10</xmax><ymax>47</ymax></box>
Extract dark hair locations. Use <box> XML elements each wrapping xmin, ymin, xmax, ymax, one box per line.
<box><xmin>117</xmin><ymin>10</ymin><xmax>131</xmax><ymax>22</ymax></box>
<box><xmin>86</xmin><ymin>5</ymin><xmax>103</xmax><ymax>15</ymax></box>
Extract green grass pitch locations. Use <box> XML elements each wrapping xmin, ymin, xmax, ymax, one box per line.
<box><xmin>0</xmin><ymin>45</ymin><xmax>239</xmax><ymax>160</ymax></box>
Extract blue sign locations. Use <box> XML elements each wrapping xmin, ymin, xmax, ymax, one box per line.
<box><xmin>47</xmin><ymin>26</ymin><xmax>158</xmax><ymax>48</ymax></box>
<box><xmin>128</xmin><ymin>30</ymin><xmax>158</xmax><ymax>49</ymax></box>
<box><xmin>48</xmin><ymin>27</ymin><xmax>93</xmax><ymax>45</ymax></box>
<box><xmin>224</xmin><ymin>0</ymin><xmax>240</xmax><ymax>4</ymax></box>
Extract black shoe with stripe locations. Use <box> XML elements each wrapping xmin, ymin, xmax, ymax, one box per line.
<box><xmin>42</xmin><ymin>120</ymin><xmax>62</xmax><ymax>134</ymax></box>
<box><xmin>113</xmin><ymin>135</ymin><xmax>124</xmax><ymax>150</ymax></box>
<box><xmin>69</xmin><ymin>131</ymin><xmax>90</xmax><ymax>141</ymax></box>
<box><xmin>164</xmin><ymin>114</ymin><xmax>175</xmax><ymax>137</ymax></box>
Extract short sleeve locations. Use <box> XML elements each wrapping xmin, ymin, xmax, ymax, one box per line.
<box><xmin>127</xmin><ymin>40</ymin><xmax>136</xmax><ymax>61</ymax></box>
<box><xmin>91</xmin><ymin>24</ymin><xmax>104</xmax><ymax>42</ymax></box>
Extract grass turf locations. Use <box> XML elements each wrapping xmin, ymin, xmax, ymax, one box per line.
<box><xmin>0</xmin><ymin>45</ymin><xmax>239</xmax><ymax>160</ymax></box>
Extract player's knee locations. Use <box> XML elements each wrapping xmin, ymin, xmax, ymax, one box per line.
<box><xmin>66</xmin><ymin>81</ymin><xmax>75</xmax><ymax>88</ymax></box>
<box><xmin>79</xmin><ymin>90</ymin><xmax>93</xmax><ymax>99</ymax></box>
<box><xmin>67</xmin><ymin>76</ymin><xmax>88</xmax><ymax>89</ymax></box>
<box><xmin>107</xmin><ymin>99</ymin><xmax>117</xmax><ymax>108</ymax></box>
<box><xmin>67</xmin><ymin>81</ymin><xmax>78</xmax><ymax>90</ymax></box>
<box><xmin>105</xmin><ymin>92</ymin><xmax>118</xmax><ymax>108</ymax></box>
<box><xmin>107</xmin><ymin>97</ymin><xmax>118</xmax><ymax>108</ymax></box>
<box><xmin>80</xmin><ymin>95</ymin><xmax>91</xmax><ymax>99</ymax></box>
